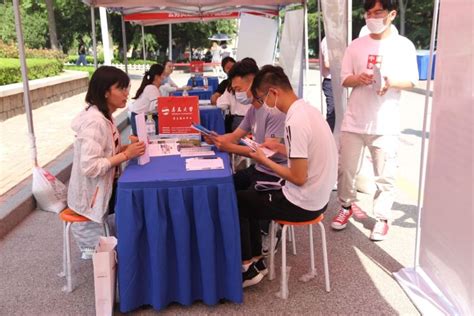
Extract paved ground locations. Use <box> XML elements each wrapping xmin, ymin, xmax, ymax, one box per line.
<box><xmin>0</xmin><ymin>67</ymin><xmax>432</xmax><ymax>314</ymax></box>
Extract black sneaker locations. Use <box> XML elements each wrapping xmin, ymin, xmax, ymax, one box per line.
<box><xmin>254</xmin><ymin>258</ymin><xmax>268</xmax><ymax>276</ymax></box>
<box><xmin>242</xmin><ymin>263</ymin><xmax>264</xmax><ymax>288</ymax></box>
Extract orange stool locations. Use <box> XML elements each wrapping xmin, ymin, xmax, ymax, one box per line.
<box><xmin>268</xmin><ymin>214</ymin><xmax>330</xmax><ymax>299</ymax></box>
<box><xmin>58</xmin><ymin>208</ymin><xmax>110</xmax><ymax>292</ymax></box>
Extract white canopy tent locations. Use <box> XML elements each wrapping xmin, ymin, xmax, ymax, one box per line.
<box><xmin>12</xmin><ymin>0</ymin><xmax>472</xmax><ymax>314</ymax></box>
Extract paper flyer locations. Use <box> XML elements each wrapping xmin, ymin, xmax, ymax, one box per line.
<box><xmin>135</xmin><ymin>113</ymin><xmax>150</xmax><ymax>165</ymax></box>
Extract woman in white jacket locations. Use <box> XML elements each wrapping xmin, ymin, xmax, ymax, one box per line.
<box><xmin>68</xmin><ymin>66</ymin><xmax>145</xmax><ymax>259</ymax></box>
<box><xmin>128</xmin><ymin>64</ymin><xmax>165</xmax><ymax>135</ymax></box>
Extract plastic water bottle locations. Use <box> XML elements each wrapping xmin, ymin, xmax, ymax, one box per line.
<box><xmin>146</xmin><ymin>113</ymin><xmax>155</xmax><ymax>137</ymax></box>
<box><xmin>203</xmin><ymin>76</ymin><xmax>208</xmax><ymax>90</ymax></box>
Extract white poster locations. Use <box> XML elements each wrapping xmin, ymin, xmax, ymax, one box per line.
<box><xmin>236</xmin><ymin>13</ymin><xmax>278</xmax><ymax>68</ymax></box>
<box><xmin>395</xmin><ymin>1</ymin><xmax>473</xmax><ymax>315</ymax></box>
<box><xmin>279</xmin><ymin>9</ymin><xmax>303</xmax><ymax>96</ymax></box>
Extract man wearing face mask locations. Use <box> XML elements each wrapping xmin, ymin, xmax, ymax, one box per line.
<box><xmin>216</xmin><ymin>58</ymin><xmax>255</xmax><ymax>132</ymax></box>
<box><xmin>210</xmin><ymin>58</ymin><xmax>286</xmax><ymax>188</ymax></box>
<box><xmin>208</xmin><ymin>59</ymin><xmax>287</xmax><ymax>265</ymax></box>
<box><xmin>236</xmin><ymin>65</ymin><xmax>337</xmax><ymax>287</ymax></box>
<box><xmin>331</xmin><ymin>0</ymin><xmax>418</xmax><ymax>241</ymax></box>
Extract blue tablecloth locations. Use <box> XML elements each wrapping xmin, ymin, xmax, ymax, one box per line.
<box><xmin>199</xmin><ymin>106</ymin><xmax>225</xmax><ymax>135</ymax></box>
<box><xmin>116</xmin><ymin>152</ymin><xmax>243</xmax><ymax>312</ymax></box>
<box><xmin>187</xmin><ymin>76</ymin><xmax>219</xmax><ymax>93</ymax></box>
<box><xmin>130</xmin><ymin>106</ymin><xmax>225</xmax><ymax>135</ymax></box>
<box><xmin>171</xmin><ymin>88</ymin><xmax>212</xmax><ymax>100</ymax></box>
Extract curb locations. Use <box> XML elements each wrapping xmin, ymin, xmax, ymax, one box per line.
<box><xmin>0</xmin><ymin>110</ymin><xmax>129</xmax><ymax>240</ymax></box>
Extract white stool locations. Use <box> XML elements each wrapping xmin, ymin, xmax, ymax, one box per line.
<box><xmin>58</xmin><ymin>208</ymin><xmax>110</xmax><ymax>293</ymax></box>
<box><xmin>269</xmin><ymin>214</ymin><xmax>330</xmax><ymax>299</ymax></box>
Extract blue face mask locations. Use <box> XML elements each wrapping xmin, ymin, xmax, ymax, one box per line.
<box><xmin>235</xmin><ymin>90</ymin><xmax>253</xmax><ymax>105</ymax></box>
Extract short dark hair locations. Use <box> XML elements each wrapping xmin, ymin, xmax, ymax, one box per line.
<box><xmin>221</xmin><ymin>56</ymin><xmax>235</xmax><ymax>69</ymax></box>
<box><xmin>134</xmin><ymin>63</ymin><xmax>164</xmax><ymax>99</ymax></box>
<box><xmin>364</xmin><ymin>0</ymin><xmax>398</xmax><ymax>11</ymax></box>
<box><xmin>85</xmin><ymin>66</ymin><xmax>129</xmax><ymax>120</ymax></box>
<box><xmin>227</xmin><ymin>57</ymin><xmax>259</xmax><ymax>83</ymax></box>
<box><xmin>251</xmin><ymin>65</ymin><xmax>293</xmax><ymax>98</ymax></box>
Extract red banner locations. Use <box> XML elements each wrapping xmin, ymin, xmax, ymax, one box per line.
<box><xmin>190</xmin><ymin>61</ymin><xmax>204</xmax><ymax>73</ymax></box>
<box><xmin>124</xmin><ymin>10</ymin><xmax>278</xmax><ymax>22</ymax></box>
<box><xmin>158</xmin><ymin>96</ymin><xmax>200</xmax><ymax>135</ymax></box>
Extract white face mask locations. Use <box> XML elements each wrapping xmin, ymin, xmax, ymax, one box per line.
<box><xmin>365</xmin><ymin>17</ymin><xmax>389</xmax><ymax>34</ymax></box>
<box><xmin>235</xmin><ymin>90</ymin><xmax>253</xmax><ymax>105</ymax></box>
<box><xmin>263</xmin><ymin>94</ymin><xmax>280</xmax><ymax>114</ymax></box>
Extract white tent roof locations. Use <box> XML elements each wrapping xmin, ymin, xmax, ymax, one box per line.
<box><xmin>82</xmin><ymin>0</ymin><xmax>301</xmax><ymax>9</ymax></box>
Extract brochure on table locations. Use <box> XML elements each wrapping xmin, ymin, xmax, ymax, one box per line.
<box><xmin>135</xmin><ymin>113</ymin><xmax>150</xmax><ymax>165</ymax></box>
<box><xmin>185</xmin><ymin>157</ymin><xmax>224</xmax><ymax>171</ymax></box>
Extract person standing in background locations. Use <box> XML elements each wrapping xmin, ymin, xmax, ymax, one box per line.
<box><xmin>331</xmin><ymin>0</ymin><xmax>418</xmax><ymax>241</ymax></box>
<box><xmin>211</xmin><ymin>56</ymin><xmax>236</xmax><ymax>105</ymax></box>
<box><xmin>76</xmin><ymin>39</ymin><xmax>88</xmax><ymax>66</ymax></box>
<box><xmin>320</xmin><ymin>37</ymin><xmax>336</xmax><ymax>132</ymax></box>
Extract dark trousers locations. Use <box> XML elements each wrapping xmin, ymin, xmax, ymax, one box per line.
<box><xmin>234</xmin><ymin>165</ymin><xmax>280</xmax><ymax>235</ymax></box>
<box><xmin>224</xmin><ymin>115</ymin><xmax>244</xmax><ymax>133</ymax></box>
<box><xmin>233</xmin><ymin>165</ymin><xmax>280</xmax><ymax>191</ymax></box>
<box><xmin>322</xmin><ymin>78</ymin><xmax>335</xmax><ymax>133</ymax></box>
<box><xmin>238</xmin><ymin>189</ymin><xmax>327</xmax><ymax>261</ymax></box>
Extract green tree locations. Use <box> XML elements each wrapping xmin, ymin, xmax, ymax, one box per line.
<box><xmin>0</xmin><ymin>2</ymin><xmax>49</xmax><ymax>49</ymax></box>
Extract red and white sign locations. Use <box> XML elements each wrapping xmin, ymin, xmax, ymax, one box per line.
<box><xmin>124</xmin><ymin>10</ymin><xmax>278</xmax><ymax>24</ymax></box>
<box><xmin>158</xmin><ymin>96</ymin><xmax>200</xmax><ymax>135</ymax></box>
<box><xmin>190</xmin><ymin>61</ymin><xmax>204</xmax><ymax>73</ymax></box>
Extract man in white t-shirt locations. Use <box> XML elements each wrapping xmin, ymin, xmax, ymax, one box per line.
<box><xmin>234</xmin><ymin>65</ymin><xmax>337</xmax><ymax>288</ymax></box>
<box><xmin>331</xmin><ymin>0</ymin><xmax>418</xmax><ymax>241</ymax></box>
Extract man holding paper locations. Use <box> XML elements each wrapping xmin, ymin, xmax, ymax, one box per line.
<box><xmin>207</xmin><ymin>58</ymin><xmax>287</xmax><ymax>192</ymax></box>
<box><xmin>237</xmin><ymin>65</ymin><xmax>337</xmax><ymax>287</ymax></box>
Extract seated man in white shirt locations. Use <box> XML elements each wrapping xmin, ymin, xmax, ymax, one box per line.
<box><xmin>237</xmin><ymin>65</ymin><xmax>337</xmax><ymax>288</ymax></box>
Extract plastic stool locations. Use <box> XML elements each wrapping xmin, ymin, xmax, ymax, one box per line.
<box><xmin>58</xmin><ymin>208</ymin><xmax>110</xmax><ymax>293</ymax></box>
<box><xmin>269</xmin><ymin>214</ymin><xmax>330</xmax><ymax>299</ymax></box>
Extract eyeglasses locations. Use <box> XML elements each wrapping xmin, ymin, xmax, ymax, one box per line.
<box><xmin>255</xmin><ymin>92</ymin><xmax>269</xmax><ymax>105</ymax></box>
<box><xmin>364</xmin><ymin>10</ymin><xmax>389</xmax><ymax>19</ymax></box>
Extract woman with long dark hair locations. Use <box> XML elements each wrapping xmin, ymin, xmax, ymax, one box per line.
<box><xmin>68</xmin><ymin>66</ymin><xmax>145</xmax><ymax>259</ymax></box>
<box><xmin>129</xmin><ymin>63</ymin><xmax>165</xmax><ymax>114</ymax></box>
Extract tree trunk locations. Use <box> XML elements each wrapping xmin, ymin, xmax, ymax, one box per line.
<box><xmin>45</xmin><ymin>0</ymin><xmax>59</xmax><ymax>50</ymax></box>
<box><xmin>398</xmin><ymin>0</ymin><xmax>407</xmax><ymax>36</ymax></box>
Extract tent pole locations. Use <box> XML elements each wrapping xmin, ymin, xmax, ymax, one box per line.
<box><xmin>347</xmin><ymin>0</ymin><xmax>352</xmax><ymax>44</ymax></box>
<box><xmin>121</xmin><ymin>13</ymin><xmax>128</xmax><ymax>74</ymax></box>
<box><xmin>318</xmin><ymin>0</ymin><xmax>323</xmax><ymax>114</ymax></box>
<box><xmin>169</xmin><ymin>24</ymin><xmax>173</xmax><ymax>60</ymax></box>
<box><xmin>13</xmin><ymin>0</ymin><xmax>37</xmax><ymax>167</ymax></box>
<box><xmin>141</xmin><ymin>24</ymin><xmax>146</xmax><ymax>65</ymax></box>
<box><xmin>99</xmin><ymin>7</ymin><xmax>112</xmax><ymax>65</ymax></box>
<box><xmin>414</xmin><ymin>0</ymin><xmax>440</xmax><ymax>270</ymax></box>
<box><xmin>301</xmin><ymin>0</ymin><xmax>309</xmax><ymax>98</ymax></box>
<box><xmin>272</xmin><ymin>10</ymin><xmax>281</xmax><ymax>63</ymax></box>
<box><xmin>90</xmin><ymin>5</ymin><xmax>98</xmax><ymax>68</ymax></box>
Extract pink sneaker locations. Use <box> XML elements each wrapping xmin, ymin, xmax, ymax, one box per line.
<box><xmin>370</xmin><ymin>220</ymin><xmax>389</xmax><ymax>241</ymax></box>
<box><xmin>331</xmin><ymin>207</ymin><xmax>353</xmax><ymax>230</ymax></box>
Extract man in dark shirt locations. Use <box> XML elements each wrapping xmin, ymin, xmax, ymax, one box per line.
<box><xmin>210</xmin><ymin>56</ymin><xmax>236</xmax><ymax>105</ymax></box>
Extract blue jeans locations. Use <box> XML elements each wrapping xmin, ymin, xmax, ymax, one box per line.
<box><xmin>76</xmin><ymin>54</ymin><xmax>88</xmax><ymax>66</ymax></box>
<box><xmin>322</xmin><ymin>78</ymin><xmax>335</xmax><ymax>132</ymax></box>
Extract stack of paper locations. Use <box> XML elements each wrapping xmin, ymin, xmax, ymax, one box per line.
<box><xmin>180</xmin><ymin>146</ymin><xmax>215</xmax><ymax>157</ymax></box>
<box><xmin>185</xmin><ymin>157</ymin><xmax>224</xmax><ymax>171</ymax></box>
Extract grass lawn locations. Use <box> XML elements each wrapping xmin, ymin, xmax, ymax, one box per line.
<box><xmin>64</xmin><ymin>65</ymin><xmax>96</xmax><ymax>78</ymax></box>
